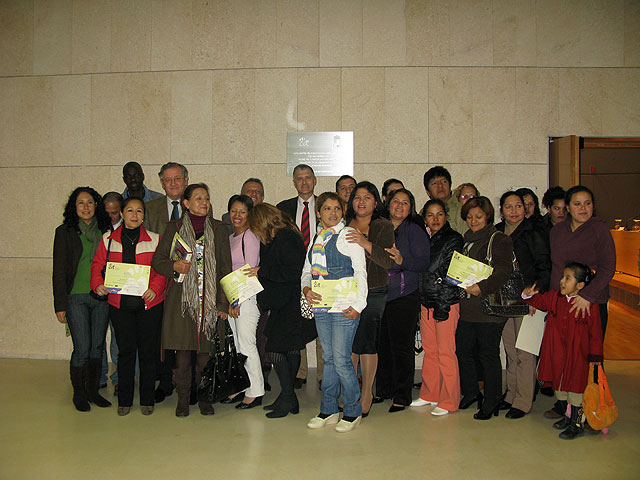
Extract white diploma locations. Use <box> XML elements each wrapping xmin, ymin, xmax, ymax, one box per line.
<box><xmin>220</xmin><ymin>264</ymin><xmax>264</xmax><ymax>308</ymax></box>
<box><xmin>104</xmin><ymin>262</ymin><xmax>150</xmax><ymax>296</ymax></box>
<box><xmin>515</xmin><ymin>310</ymin><xmax>547</xmax><ymax>355</ymax></box>
<box><xmin>311</xmin><ymin>278</ymin><xmax>358</xmax><ymax>314</ymax></box>
<box><xmin>445</xmin><ymin>251</ymin><xmax>493</xmax><ymax>288</ymax></box>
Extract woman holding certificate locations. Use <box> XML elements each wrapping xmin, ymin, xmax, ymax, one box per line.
<box><xmin>247</xmin><ymin>203</ymin><xmax>306</xmax><ymax>419</ymax></box>
<box><xmin>495</xmin><ymin>191</ymin><xmax>551</xmax><ymax>420</ymax></box>
<box><xmin>53</xmin><ymin>187</ymin><xmax>112</xmax><ymax>412</ymax></box>
<box><xmin>152</xmin><ymin>183</ymin><xmax>232</xmax><ymax>417</ymax></box>
<box><xmin>303</xmin><ymin>192</ymin><xmax>367</xmax><ymax>433</ymax></box>
<box><xmin>224</xmin><ymin>194</ymin><xmax>265</xmax><ymax>409</ymax></box>
<box><xmin>457</xmin><ymin>196</ymin><xmax>514</xmax><ymax>420</ymax></box>
<box><xmin>91</xmin><ymin>198</ymin><xmax>166</xmax><ymax>416</ymax></box>
<box><xmin>376</xmin><ymin>189</ymin><xmax>430</xmax><ymax>413</ymax></box>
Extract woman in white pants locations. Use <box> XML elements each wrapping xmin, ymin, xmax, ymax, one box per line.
<box><xmin>223</xmin><ymin>194</ymin><xmax>265</xmax><ymax>409</ymax></box>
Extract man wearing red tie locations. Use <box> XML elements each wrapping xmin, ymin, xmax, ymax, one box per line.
<box><xmin>276</xmin><ymin>164</ymin><xmax>324</xmax><ymax>389</ymax></box>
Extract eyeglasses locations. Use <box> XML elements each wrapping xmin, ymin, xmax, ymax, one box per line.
<box><xmin>460</xmin><ymin>194</ymin><xmax>475</xmax><ymax>200</ymax></box>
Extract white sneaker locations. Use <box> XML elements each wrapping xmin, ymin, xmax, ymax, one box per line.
<box><xmin>410</xmin><ymin>398</ymin><xmax>437</xmax><ymax>407</ymax></box>
<box><xmin>307</xmin><ymin>413</ymin><xmax>340</xmax><ymax>429</ymax></box>
<box><xmin>431</xmin><ymin>406</ymin><xmax>449</xmax><ymax>416</ymax></box>
<box><xmin>335</xmin><ymin>416</ymin><xmax>361</xmax><ymax>433</ymax></box>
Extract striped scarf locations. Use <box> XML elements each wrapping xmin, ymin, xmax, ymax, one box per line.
<box><xmin>310</xmin><ymin>220</ymin><xmax>345</xmax><ymax>277</ymax></box>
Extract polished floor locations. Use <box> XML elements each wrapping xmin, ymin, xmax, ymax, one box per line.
<box><xmin>1</xmin><ymin>359</ymin><xmax>639</xmax><ymax>480</ymax></box>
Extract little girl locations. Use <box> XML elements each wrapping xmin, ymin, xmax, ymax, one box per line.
<box><xmin>522</xmin><ymin>262</ymin><xmax>603</xmax><ymax>440</ymax></box>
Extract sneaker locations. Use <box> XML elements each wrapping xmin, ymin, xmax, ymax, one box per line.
<box><xmin>410</xmin><ymin>398</ymin><xmax>437</xmax><ymax>407</ymax></box>
<box><xmin>307</xmin><ymin>413</ymin><xmax>340</xmax><ymax>429</ymax></box>
<box><xmin>431</xmin><ymin>407</ymin><xmax>449</xmax><ymax>416</ymax></box>
<box><xmin>335</xmin><ymin>416</ymin><xmax>361</xmax><ymax>433</ymax></box>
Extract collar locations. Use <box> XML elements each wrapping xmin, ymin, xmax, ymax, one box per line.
<box><xmin>108</xmin><ymin>224</ymin><xmax>152</xmax><ymax>243</ymax></box>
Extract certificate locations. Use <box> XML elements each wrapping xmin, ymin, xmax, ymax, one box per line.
<box><xmin>445</xmin><ymin>251</ymin><xmax>493</xmax><ymax>288</ymax></box>
<box><xmin>311</xmin><ymin>278</ymin><xmax>358</xmax><ymax>314</ymax></box>
<box><xmin>104</xmin><ymin>262</ymin><xmax>150</xmax><ymax>296</ymax></box>
<box><xmin>220</xmin><ymin>264</ymin><xmax>264</xmax><ymax>308</ymax></box>
<box><xmin>516</xmin><ymin>310</ymin><xmax>547</xmax><ymax>355</ymax></box>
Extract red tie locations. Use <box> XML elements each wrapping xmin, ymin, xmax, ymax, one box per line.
<box><xmin>301</xmin><ymin>201</ymin><xmax>310</xmax><ymax>249</ymax></box>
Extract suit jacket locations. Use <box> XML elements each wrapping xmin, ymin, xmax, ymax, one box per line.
<box><xmin>276</xmin><ymin>195</ymin><xmax>317</xmax><ymax>227</ymax></box>
<box><xmin>144</xmin><ymin>196</ymin><xmax>172</xmax><ymax>236</ymax></box>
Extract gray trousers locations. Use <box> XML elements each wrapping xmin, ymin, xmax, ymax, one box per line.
<box><xmin>502</xmin><ymin>316</ymin><xmax>537</xmax><ymax>412</ymax></box>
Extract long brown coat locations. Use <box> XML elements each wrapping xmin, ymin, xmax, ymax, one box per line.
<box><xmin>152</xmin><ymin>216</ymin><xmax>231</xmax><ymax>353</ymax></box>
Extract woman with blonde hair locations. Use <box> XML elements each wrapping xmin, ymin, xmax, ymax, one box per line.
<box><xmin>453</xmin><ymin>183</ymin><xmax>479</xmax><ymax>206</ymax></box>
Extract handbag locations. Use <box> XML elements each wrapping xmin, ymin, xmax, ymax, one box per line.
<box><xmin>480</xmin><ymin>232</ymin><xmax>529</xmax><ymax>317</ymax></box>
<box><xmin>197</xmin><ymin>320</ymin><xmax>250</xmax><ymax>404</ymax></box>
<box><xmin>300</xmin><ymin>293</ymin><xmax>314</xmax><ymax>319</ymax></box>
<box><xmin>583</xmin><ymin>363</ymin><xmax>618</xmax><ymax>430</ymax></box>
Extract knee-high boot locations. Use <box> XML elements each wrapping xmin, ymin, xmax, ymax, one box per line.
<box><xmin>174</xmin><ymin>364</ymin><xmax>191</xmax><ymax>417</ymax></box>
<box><xmin>265</xmin><ymin>352</ymin><xmax>300</xmax><ymax>418</ymax></box>
<box><xmin>70</xmin><ymin>363</ymin><xmax>90</xmax><ymax>412</ymax></box>
<box><xmin>87</xmin><ymin>358</ymin><xmax>112</xmax><ymax>407</ymax></box>
<box><xmin>195</xmin><ymin>355</ymin><xmax>214</xmax><ymax>416</ymax></box>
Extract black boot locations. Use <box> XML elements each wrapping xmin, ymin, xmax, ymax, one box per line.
<box><xmin>70</xmin><ymin>364</ymin><xmax>90</xmax><ymax>412</ymax></box>
<box><xmin>545</xmin><ymin>399</ymin><xmax>567</xmax><ymax>419</ymax></box>
<box><xmin>87</xmin><ymin>358</ymin><xmax>112</xmax><ymax>408</ymax></box>
<box><xmin>265</xmin><ymin>352</ymin><xmax>299</xmax><ymax>418</ymax></box>
<box><xmin>559</xmin><ymin>405</ymin><xmax>584</xmax><ymax>440</ymax></box>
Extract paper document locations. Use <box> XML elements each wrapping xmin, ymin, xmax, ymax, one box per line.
<box><xmin>445</xmin><ymin>251</ymin><xmax>493</xmax><ymax>288</ymax></box>
<box><xmin>220</xmin><ymin>264</ymin><xmax>264</xmax><ymax>308</ymax></box>
<box><xmin>311</xmin><ymin>278</ymin><xmax>358</xmax><ymax>314</ymax></box>
<box><xmin>515</xmin><ymin>310</ymin><xmax>547</xmax><ymax>355</ymax></box>
<box><xmin>104</xmin><ymin>262</ymin><xmax>150</xmax><ymax>296</ymax></box>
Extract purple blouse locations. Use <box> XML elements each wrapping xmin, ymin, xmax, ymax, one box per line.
<box><xmin>229</xmin><ymin>229</ymin><xmax>261</xmax><ymax>271</ymax></box>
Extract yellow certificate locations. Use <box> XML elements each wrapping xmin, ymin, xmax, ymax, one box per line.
<box><xmin>104</xmin><ymin>262</ymin><xmax>150</xmax><ymax>296</ymax></box>
<box><xmin>311</xmin><ymin>278</ymin><xmax>358</xmax><ymax>313</ymax></box>
<box><xmin>445</xmin><ymin>252</ymin><xmax>493</xmax><ymax>288</ymax></box>
<box><xmin>220</xmin><ymin>264</ymin><xmax>264</xmax><ymax>308</ymax></box>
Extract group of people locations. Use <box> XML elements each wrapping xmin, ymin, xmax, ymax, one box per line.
<box><xmin>52</xmin><ymin>162</ymin><xmax>615</xmax><ymax>438</ymax></box>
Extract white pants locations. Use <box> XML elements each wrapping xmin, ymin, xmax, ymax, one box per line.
<box><xmin>227</xmin><ymin>296</ymin><xmax>265</xmax><ymax>398</ymax></box>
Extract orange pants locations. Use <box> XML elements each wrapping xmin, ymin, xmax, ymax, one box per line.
<box><xmin>418</xmin><ymin>304</ymin><xmax>461</xmax><ymax>412</ymax></box>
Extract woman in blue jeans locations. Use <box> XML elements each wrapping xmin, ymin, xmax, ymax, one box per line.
<box><xmin>52</xmin><ymin>186</ymin><xmax>112</xmax><ymax>412</ymax></box>
<box><xmin>302</xmin><ymin>192</ymin><xmax>367</xmax><ymax>433</ymax></box>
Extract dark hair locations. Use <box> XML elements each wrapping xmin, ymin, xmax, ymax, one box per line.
<box><xmin>542</xmin><ymin>186</ymin><xmax>566</xmax><ymax>209</ymax></box>
<box><xmin>122</xmin><ymin>161</ymin><xmax>142</xmax><ymax>175</ymax></box>
<box><xmin>62</xmin><ymin>187</ymin><xmax>110</xmax><ymax>233</ymax></box>
<box><xmin>499</xmin><ymin>191</ymin><xmax>525</xmax><ymax>219</ymax></box>
<box><xmin>335</xmin><ymin>175</ymin><xmax>356</xmax><ymax>192</ymax></box>
<box><xmin>158</xmin><ymin>162</ymin><xmax>188</xmax><ymax>178</ymax></box>
<box><xmin>565</xmin><ymin>185</ymin><xmax>595</xmax><ymax>205</ymax></box>
<box><xmin>423</xmin><ymin>166</ymin><xmax>452</xmax><ymax>191</ymax></box>
<box><xmin>516</xmin><ymin>187</ymin><xmax>541</xmax><ymax>218</ymax></box>
<box><xmin>345</xmin><ymin>181</ymin><xmax>388</xmax><ymax>223</ymax></box>
<box><xmin>422</xmin><ymin>199</ymin><xmax>447</xmax><ymax>218</ymax></box>
<box><xmin>381</xmin><ymin>178</ymin><xmax>404</xmax><ymax>199</ymax></box>
<box><xmin>316</xmin><ymin>192</ymin><xmax>345</xmax><ymax>219</ymax></box>
<box><xmin>121</xmin><ymin>197</ymin><xmax>145</xmax><ymax>213</ymax></box>
<box><xmin>241</xmin><ymin>178</ymin><xmax>264</xmax><ymax>194</ymax></box>
<box><xmin>292</xmin><ymin>164</ymin><xmax>315</xmax><ymax>177</ymax></box>
<box><xmin>565</xmin><ymin>262</ymin><xmax>594</xmax><ymax>286</ymax></box>
<box><xmin>103</xmin><ymin>191</ymin><xmax>124</xmax><ymax>205</ymax></box>
<box><xmin>227</xmin><ymin>194</ymin><xmax>254</xmax><ymax>213</ymax></box>
<box><xmin>460</xmin><ymin>196</ymin><xmax>495</xmax><ymax>224</ymax></box>
<box><xmin>183</xmin><ymin>183</ymin><xmax>209</xmax><ymax>201</ymax></box>
<box><xmin>386</xmin><ymin>188</ymin><xmax>427</xmax><ymax>232</ymax></box>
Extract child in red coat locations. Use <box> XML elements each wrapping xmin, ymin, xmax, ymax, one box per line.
<box><xmin>522</xmin><ymin>262</ymin><xmax>603</xmax><ymax>440</ymax></box>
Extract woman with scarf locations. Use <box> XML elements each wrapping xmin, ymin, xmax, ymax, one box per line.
<box><xmin>303</xmin><ymin>193</ymin><xmax>367</xmax><ymax>433</ymax></box>
<box><xmin>52</xmin><ymin>186</ymin><xmax>112</xmax><ymax>412</ymax></box>
<box><xmin>152</xmin><ymin>183</ymin><xmax>232</xmax><ymax>417</ymax></box>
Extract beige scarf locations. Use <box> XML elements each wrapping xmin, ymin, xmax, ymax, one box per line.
<box><xmin>179</xmin><ymin>214</ymin><xmax>218</xmax><ymax>341</ymax></box>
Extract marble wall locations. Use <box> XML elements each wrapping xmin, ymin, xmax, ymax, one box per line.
<box><xmin>1</xmin><ymin>0</ymin><xmax>639</xmax><ymax>359</ymax></box>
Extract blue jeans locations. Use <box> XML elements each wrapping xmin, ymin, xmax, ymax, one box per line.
<box><xmin>315</xmin><ymin>312</ymin><xmax>362</xmax><ymax>418</ymax></box>
<box><xmin>101</xmin><ymin>321</ymin><xmax>119</xmax><ymax>385</ymax></box>
<box><xmin>66</xmin><ymin>294</ymin><xmax>109</xmax><ymax>367</ymax></box>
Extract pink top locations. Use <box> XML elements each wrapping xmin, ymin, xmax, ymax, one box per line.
<box><xmin>229</xmin><ymin>229</ymin><xmax>261</xmax><ymax>271</ymax></box>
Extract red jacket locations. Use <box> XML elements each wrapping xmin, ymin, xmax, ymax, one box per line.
<box><xmin>524</xmin><ymin>290</ymin><xmax>603</xmax><ymax>394</ymax></box>
<box><xmin>90</xmin><ymin>225</ymin><xmax>166</xmax><ymax>310</ymax></box>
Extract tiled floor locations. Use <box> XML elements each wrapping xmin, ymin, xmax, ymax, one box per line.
<box><xmin>1</xmin><ymin>359</ymin><xmax>639</xmax><ymax>479</ymax></box>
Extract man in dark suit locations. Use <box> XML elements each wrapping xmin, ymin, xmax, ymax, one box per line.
<box><xmin>143</xmin><ymin>162</ymin><xmax>189</xmax><ymax>403</ymax></box>
<box><xmin>276</xmin><ymin>164</ymin><xmax>323</xmax><ymax>389</ymax></box>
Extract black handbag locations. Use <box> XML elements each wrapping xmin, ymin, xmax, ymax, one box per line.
<box><xmin>480</xmin><ymin>232</ymin><xmax>529</xmax><ymax>317</ymax></box>
<box><xmin>197</xmin><ymin>320</ymin><xmax>250</xmax><ymax>404</ymax></box>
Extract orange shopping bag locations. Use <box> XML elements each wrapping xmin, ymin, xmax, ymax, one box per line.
<box><xmin>583</xmin><ymin>363</ymin><xmax>618</xmax><ymax>430</ymax></box>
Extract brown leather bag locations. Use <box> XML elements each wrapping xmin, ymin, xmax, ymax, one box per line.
<box><xmin>583</xmin><ymin>363</ymin><xmax>618</xmax><ymax>430</ymax></box>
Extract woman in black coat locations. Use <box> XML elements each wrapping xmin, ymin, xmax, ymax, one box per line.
<box><xmin>413</xmin><ymin>199</ymin><xmax>464</xmax><ymax>415</ymax></box>
<box><xmin>495</xmin><ymin>191</ymin><xmax>551</xmax><ymax>419</ymax></box>
<box><xmin>247</xmin><ymin>203</ymin><xmax>306</xmax><ymax>419</ymax></box>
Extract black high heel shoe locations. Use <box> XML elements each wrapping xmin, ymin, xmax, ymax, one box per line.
<box><xmin>221</xmin><ymin>392</ymin><xmax>245</xmax><ymax>404</ymax></box>
<box><xmin>236</xmin><ymin>396</ymin><xmax>263</xmax><ymax>409</ymax></box>
<box><xmin>473</xmin><ymin>404</ymin><xmax>500</xmax><ymax>420</ymax></box>
<box><xmin>459</xmin><ymin>392</ymin><xmax>483</xmax><ymax>410</ymax></box>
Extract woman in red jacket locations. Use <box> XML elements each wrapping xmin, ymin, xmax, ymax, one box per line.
<box><xmin>91</xmin><ymin>198</ymin><xmax>166</xmax><ymax>416</ymax></box>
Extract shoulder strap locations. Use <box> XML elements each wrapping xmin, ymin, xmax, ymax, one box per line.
<box><xmin>485</xmin><ymin>232</ymin><xmax>498</xmax><ymax>265</ymax></box>
<box><xmin>241</xmin><ymin>231</ymin><xmax>246</xmax><ymax>263</ymax></box>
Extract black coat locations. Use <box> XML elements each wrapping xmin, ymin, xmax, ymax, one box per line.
<box><xmin>495</xmin><ymin>217</ymin><xmax>551</xmax><ymax>292</ymax></box>
<box><xmin>52</xmin><ymin>224</ymin><xmax>83</xmax><ymax>313</ymax></box>
<box><xmin>419</xmin><ymin>222</ymin><xmax>464</xmax><ymax>321</ymax></box>
<box><xmin>257</xmin><ymin>228</ymin><xmax>307</xmax><ymax>352</ymax></box>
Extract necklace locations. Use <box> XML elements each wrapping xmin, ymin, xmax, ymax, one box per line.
<box><xmin>122</xmin><ymin>229</ymin><xmax>139</xmax><ymax>246</ymax></box>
